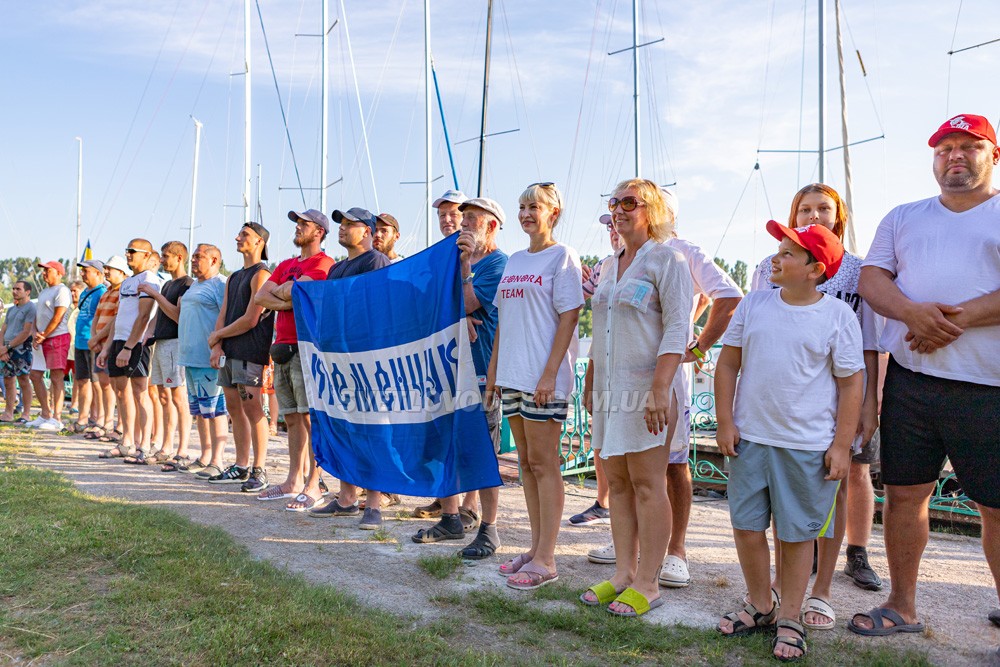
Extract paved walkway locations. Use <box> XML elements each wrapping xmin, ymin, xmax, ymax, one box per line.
<box><xmin>17</xmin><ymin>429</ymin><xmax>1000</xmax><ymax>666</ymax></box>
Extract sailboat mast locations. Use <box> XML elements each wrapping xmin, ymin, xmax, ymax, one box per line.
<box><xmin>244</xmin><ymin>0</ymin><xmax>252</xmax><ymax>225</ymax></box>
<box><xmin>74</xmin><ymin>137</ymin><xmax>82</xmax><ymax>280</ymax></box>
<box><xmin>835</xmin><ymin>0</ymin><xmax>857</xmax><ymax>253</ymax></box>
<box><xmin>189</xmin><ymin>118</ymin><xmax>203</xmax><ymax>274</ymax></box>
<box><xmin>425</xmin><ymin>0</ymin><xmax>433</xmax><ymax>247</ymax></box>
<box><xmin>321</xmin><ymin>0</ymin><xmax>329</xmax><ymax>215</ymax></box>
<box><xmin>632</xmin><ymin>0</ymin><xmax>640</xmax><ymax>178</ymax></box>
<box><xmin>817</xmin><ymin>0</ymin><xmax>826</xmax><ymax>183</ymax></box>
<box><xmin>476</xmin><ymin>0</ymin><xmax>494</xmax><ymax>197</ymax></box>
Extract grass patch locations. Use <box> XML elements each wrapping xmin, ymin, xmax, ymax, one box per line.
<box><xmin>0</xmin><ymin>433</ymin><xmax>499</xmax><ymax>666</ymax></box>
<box><xmin>417</xmin><ymin>554</ymin><xmax>463</xmax><ymax>580</ymax></box>
<box><xmin>368</xmin><ymin>527</ymin><xmax>396</xmax><ymax>543</ymax></box>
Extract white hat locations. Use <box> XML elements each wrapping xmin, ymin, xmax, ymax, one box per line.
<box><xmin>105</xmin><ymin>255</ymin><xmax>133</xmax><ymax>277</ymax></box>
<box><xmin>458</xmin><ymin>197</ymin><xmax>506</xmax><ymax>227</ymax></box>
<box><xmin>432</xmin><ymin>189</ymin><xmax>468</xmax><ymax>208</ymax></box>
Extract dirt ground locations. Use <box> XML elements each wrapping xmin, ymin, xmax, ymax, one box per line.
<box><xmin>17</xmin><ymin>430</ymin><xmax>1000</xmax><ymax>666</ymax></box>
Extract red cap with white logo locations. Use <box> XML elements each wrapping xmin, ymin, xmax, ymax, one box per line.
<box><xmin>766</xmin><ymin>221</ymin><xmax>844</xmax><ymax>279</ymax></box>
<box><xmin>928</xmin><ymin>114</ymin><xmax>997</xmax><ymax>147</ymax></box>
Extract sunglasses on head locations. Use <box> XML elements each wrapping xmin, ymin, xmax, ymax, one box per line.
<box><xmin>528</xmin><ymin>182</ymin><xmax>561</xmax><ymax>207</ymax></box>
<box><xmin>608</xmin><ymin>196</ymin><xmax>645</xmax><ymax>213</ymax></box>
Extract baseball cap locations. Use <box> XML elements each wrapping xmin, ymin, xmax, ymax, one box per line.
<box><xmin>458</xmin><ymin>198</ymin><xmax>506</xmax><ymax>227</ymax></box>
<box><xmin>287</xmin><ymin>209</ymin><xmax>330</xmax><ymax>233</ymax></box>
<box><xmin>77</xmin><ymin>259</ymin><xmax>105</xmax><ymax>272</ymax></box>
<box><xmin>376</xmin><ymin>212</ymin><xmax>400</xmax><ymax>232</ymax></box>
<box><xmin>765</xmin><ymin>220</ymin><xmax>844</xmax><ymax>279</ymax></box>
<box><xmin>37</xmin><ymin>260</ymin><xmax>66</xmax><ymax>276</ymax></box>
<box><xmin>599</xmin><ymin>214</ymin><xmax>613</xmax><ymax>227</ymax></box>
<box><xmin>242</xmin><ymin>221</ymin><xmax>270</xmax><ymax>262</ymax></box>
<box><xmin>928</xmin><ymin>114</ymin><xmax>997</xmax><ymax>147</ymax></box>
<box><xmin>333</xmin><ymin>207</ymin><xmax>378</xmax><ymax>235</ymax></box>
<box><xmin>105</xmin><ymin>255</ymin><xmax>133</xmax><ymax>277</ymax></box>
<box><xmin>432</xmin><ymin>189</ymin><xmax>468</xmax><ymax>208</ymax></box>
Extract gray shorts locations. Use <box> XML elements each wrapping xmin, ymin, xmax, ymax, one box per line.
<box><xmin>851</xmin><ymin>427</ymin><xmax>880</xmax><ymax>466</ymax></box>
<box><xmin>274</xmin><ymin>352</ymin><xmax>309</xmax><ymax>416</ymax></box>
<box><xmin>149</xmin><ymin>339</ymin><xmax>184</xmax><ymax>388</ymax></box>
<box><xmin>727</xmin><ymin>439</ymin><xmax>839</xmax><ymax>543</ymax></box>
<box><xmin>217</xmin><ymin>357</ymin><xmax>265</xmax><ymax>389</ymax></box>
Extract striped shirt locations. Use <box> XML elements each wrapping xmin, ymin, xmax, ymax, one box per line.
<box><xmin>91</xmin><ymin>284</ymin><xmax>121</xmax><ymax>343</ymax></box>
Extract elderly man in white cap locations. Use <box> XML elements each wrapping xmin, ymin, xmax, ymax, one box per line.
<box><xmin>432</xmin><ymin>189</ymin><xmax>468</xmax><ymax>237</ymax></box>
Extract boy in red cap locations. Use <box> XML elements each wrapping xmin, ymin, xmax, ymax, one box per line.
<box><xmin>714</xmin><ymin>220</ymin><xmax>864</xmax><ymax>661</ymax></box>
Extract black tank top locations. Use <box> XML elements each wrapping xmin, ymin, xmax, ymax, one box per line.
<box><xmin>221</xmin><ymin>263</ymin><xmax>274</xmax><ymax>365</ymax></box>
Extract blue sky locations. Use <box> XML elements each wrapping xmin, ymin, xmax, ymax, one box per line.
<box><xmin>0</xmin><ymin>1</ymin><xmax>997</xmax><ymax>272</ymax></box>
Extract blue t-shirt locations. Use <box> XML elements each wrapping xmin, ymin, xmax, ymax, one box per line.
<box><xmin>74</xmin><ymin>284</ymin><xmax>107</xmax><ymax>349</ymax></box>
<box><xmin>178</xmin><ymin>275</ymin><xmax>227</xmax><ymax>368</ymax></box>
<box><xmin>326</xmin><ymin>249</ymin><xmax>391</xmax><ymax>280</ymax></box>
<box><xmin>469</xmin><ymin>249</ymin><xmax>508</xmax><ymax>382</ymax></box>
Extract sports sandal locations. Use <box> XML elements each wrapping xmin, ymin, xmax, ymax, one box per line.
<box><xmin>718</xmin><ymin>599</ymin><xmax>778</xmax><ymax>637</ymax></box>
<box><xmin>411</xmin><ymin>520</ymin><xmax>465</xmax><ymax>543</ymax></box>
<box><xmin>801</xmin><ymin>596</ymin><xmax>836</xmax><ymax>630</ymax></box>
<box><xmin>459</xmin><ymin>524</ymin><xmax>501</xmax><ymax>560</ymax></box>
<box><xmin>123</xmin><ymin>449</ymin><xmax>150</xmax><ymax>465</ymax></box>
<box><xmin>773</xmin><ymin>619</ymin><xmax>807</xmax><ymax>662</ymax></box>
<box><xmin>99</xmin><ymin>444</ymin><xmax>133</xmax><ymax>459</ymax></box>
<box><xmin>97</xmin><ymin>429</ymin><xmax>123</xmax><ymax>443</ymax></box>
<box><xmin>847</xmin><ymin>607</ymin><xmax>924</xmax><ymax>636</ymax></box>
<box><xmin>607</xmin><ymin>587</ymin><xmax>664</xmax><ymax>618</ymax></box>
<box><xmin>160</xmin><ymin>455</ymin><xmax>190</xmax><ymax>472</ymax></box>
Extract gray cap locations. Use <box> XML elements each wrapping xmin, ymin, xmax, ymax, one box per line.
<box><xmin>458</xmin><ymin>197</ymin><xmax>506</xmax><ymax>227</ymax></box>
<box><xmin>77</xmin><ymin>259</ymin><xmax>105</xmax><ymax>272</ymax></box>
<box><xmin>288</xmin><ymin>209</ymin><xmax>330</xmax><ymax>232</ymax></box>
<box><xmin>599</xmin><ymin>214</ymin><xmax>613</xmax><ymax>227</ymax></box>
<box><xmin>432</xmin><ymin>189</ymin><xmax>468</xmax><ymax>208</ymax></box>
<box><xmin>105</xmin><ymin>255</ymin><xmax>133</xmax><ymax>277</ymax></box>
<box><xmin>333</xmin><ymin>207</ymin><xmax>378</xmax><ymax>235</ymax></box>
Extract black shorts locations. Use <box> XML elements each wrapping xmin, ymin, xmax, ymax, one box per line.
<box><xmin>107</xmin><ymin>340</ymin><xmax>151</xmax><ymax>379</ymax></box>
<box><xmin>74</xmin><ymin>348</ymin><xmax>95</xmax><ymax>382</ymax></box>
<box><xmin>880</xmin><ymin>356</ymin><xmax>1000</xmax><ymax>509</ymax></box>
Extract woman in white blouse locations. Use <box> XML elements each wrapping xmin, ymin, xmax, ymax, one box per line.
<box><xmin>486</xmin><ymin>182</ymin><xmax>583</xmax><ymax>590</ymax></box>
<box><xmin>580</xmin><ymin>178</ymin><xmax>693</xmax><ymax>616</ymax></box>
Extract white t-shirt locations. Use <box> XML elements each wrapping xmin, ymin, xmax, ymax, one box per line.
<box><xmin>752</xmin><ymin>250</ymin><xmax>879</xmax><ymax>351</ymax></box>
<box><xmin>667</xmin><ymin>237</ymin><xmax>743</xmax><ymax>303</ymax></box>
<box><xmin>864</xmin><ymin>194</ymin><xmax>1000</xmax><ymax>386</ymax></box>
<box><xmin>35</xmin><ymin>284</ymin><xmax>71</xmax><ymax>337</ymax></box>
<box><xmin>114</xmin><ymin>270</ymin><xmax>163</xmax><ymax>342</ymax></box>
<box><xmin>494</xmin><ymin>243</ymin><xmax>584</xmax><ymax>399</ymax></box>
<box><xmin>722</xmin><ymin>289</ymin><xmax>864</xmax><ymax>451</ymax></box>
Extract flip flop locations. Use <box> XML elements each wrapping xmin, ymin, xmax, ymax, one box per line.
<box><xmin>607</xmin><ymin>587</ymin><xmax>664</xmax><ymax>617</ymax></box>
<box><xmin>284</xmin><ymin>493</ymin><xmax>321</xmax><ymax>512</ymax></box>
<box><xmin>499</xmin><ymin>553</ymin><xmax>532</xmax><ymax>577</ymax></box>
<box><xmin>257</xmin><ymin>485</ymin><xmax>299</xmax><ymax>501</ymax></box>
<box><xmin>506</xmin><ymin>562</ymin><xmax>558</xmax><ymax>591</ymax></box>
<box><xmin>580</xmin><ymin>580</ymin><xmax>623</xmax><ymax>607</ymax></box>
<box><xmin>847</xmin><ymin>607</ymin><xmax>925</xmax><ymax>636</ymax></box>
<box><xmin>802</xmin><ymin>596</ymin><xmax>836</xmax><ymax>630</ymax></box>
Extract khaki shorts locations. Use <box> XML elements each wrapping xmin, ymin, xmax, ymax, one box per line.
<box><xmin>149</xmin><ymin>339</ymin><xmax>185</xmax><ymax>388</ymax></box>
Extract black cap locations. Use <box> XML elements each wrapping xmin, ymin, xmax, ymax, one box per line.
<box><xmin>242</xmin><ymin>222</ymin><xmax>270</xmax><ymax>261</ymax></box>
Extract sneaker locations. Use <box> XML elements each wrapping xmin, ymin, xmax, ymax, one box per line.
<box><xmin>208</xmin><ymin>464</ymin><xmax>250</xmax><ymax>484</ymax></box>
<box><xmin>241</xmin><ymin>467</ymin><xmax>269</xmax><ymax>493</ymax></box>
<box><xmin>25</xmin><ymin>417</ymin><xmax>47</xmax><ymax>428</ymax></box>
<box><xmin>308</xmin><ymin>498</ymin><xmax>359</xmax><ymax>517</ymax></box>
<box><xmin>569</xmin><ymin>501</ymin><xmax>610</xmax><ymax>526</ymax></box>
<box><xmin>658</xmin><ymin>555</ymin><xmax>691</xmax><ymax>588</ymax></box>
<box><xmin>358</xmin><ymin>507</ymin><xmax>383</xmax><ymax>530</ymax></box>
<box><xmin>844</xmin><ymin>547</ymin><xmax>883</xmax><ymax>591</ymax></box>
<box><xmin>38</xmin><ymin>419</ymin><xmax>63</xmax><ymax>432</ymax></box>
<box><xmin>588</xmin><ymin>542</ymin><xmax>616</xmax><ymax>564</ymax></box>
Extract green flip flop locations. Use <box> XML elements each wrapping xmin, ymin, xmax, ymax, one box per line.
<box><xmin>580</xmin><ymin>580</ymin><xmax>620</xmax><ymax>607</ymax></box>
<box><xmin>607</xmin><ymin>587</ymin><xmax>664</xmax><ymax>618</ymax></box>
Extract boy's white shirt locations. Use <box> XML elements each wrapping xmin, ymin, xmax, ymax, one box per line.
<box><xmin>721</xmin><ymin>289</ymin><xmax>864</xmax><ymax>452</ymax></box>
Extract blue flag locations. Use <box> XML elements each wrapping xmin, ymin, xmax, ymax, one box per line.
<box><xmin>292</xmin><ymin>239</ymin><xmax>502</xmax><ymax>498</ymax></box>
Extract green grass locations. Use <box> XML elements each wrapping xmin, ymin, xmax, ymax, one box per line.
<box><xmin>417</xmin><ymin>554</ymin><xmax>463</xmax><ymax>580</ymax></box>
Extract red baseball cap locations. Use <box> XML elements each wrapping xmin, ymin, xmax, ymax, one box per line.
<box><xmin>927</xmin><ymin>114</ymin><xmax>997</xmax><ymax>147</ymax></box>
<box><xmin>37</xmin><ymin>260</ymin><xmax>66</xmax><ymax>277</ymax></box>
<box><xmin>766</xmin><ymin>221</ymin><xmax>844</xmax><ymax>279</ymax></box>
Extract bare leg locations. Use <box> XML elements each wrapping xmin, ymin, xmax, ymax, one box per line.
<box><xmin>208</xmin><ymin>415</ymin><xmax>228</xmax><ymax>468</ymax></box>
<box><xmin>594</xmin><ymin>453</ymin><xmax>610</xmax><ymax>507</ymax></box>
<box><xmin>719</xmin><ymin>529</ymin><xmax>773</xmax><ymax>633</ymax></box>
<box><xmin>514</xmin><ymin>418</ymin><xmax>564</xmax><ymax>573</ymax></box>
<box><xmin>148</xmin><ymin>384</ymin><xmax>163</xmax><ymax>447</ymax></box>
<box><xmin>807</xmin><ymin>479</ymin><xmax>847</xmax><ymax>626</ymax></box>
<box><xmin>666</xmin><ymin>462</ymin><xmax>692</xmax><ymax>560</ymax></box>
<box><xmin>49</xmin><ymin>370</ymin><xmax>66</xmax><ymax>421</ymax></box>
<box><xmin>29</xmin><ymin>369</ymin><xmax>51</xmax><ymax>420</ymax></box>
<box><xmin>97</xmin><ymin>374</ymin><xmax>114</xmax><ymax>429</ymax></box>
<box><xmin>131</xmin><ymin>377</ymin><xmax>153</xmax><ymax>450</ymax></box>
<box><xmin>2</xmin><ymin>376</ymin><xmax>17</xmax><ymax>419</ymax></box>
<box><xmin>774</xmin><ymin>540</ymin><xmax>813</xmax><ymax>660</ymax></box>
<box><xmin>171</xmin><ymin>386</ymin><xmax>191</xmax><ymax>458</ymax></box>
<box><xmin>17</xmin><ymin>376</ymin><xmax>32</xmax><ymax>419</ymax></box>
<box><xmin>193</xmin><ymin>416</ymin><xmax>210</xmax><ymax>464</ymax></box>
<box><xmin>75</xmin><ymin>380</ymin><xmax>93</xmax><ymax>426</ymax></box>
<box><xmin>846</xmin><ymin>461</ymin><xmax>875</xmax><ymax>548</ymax></box>
<box><xmin>279</xmin><ymin>412</ymin><xmax>309</xmax><ymax>493</ymax></box>
<box><xmin>112</xmin><ymin>376</ymin><xmax>135</xmax><ymax>449</ymax></box>
<box><xmin>157</xmin><ymin>385</ymin><xmax>176</xmax><ymax>452</ymax></box>
<box><xmin>222</xmin><ymin>386</ymin><xmax>251</xmax><ymax>468</ymax></box>
<box><xmin>977</xmin><ymin>505</ymin><xmax>1000</xmax><ymax>607</ymax></box>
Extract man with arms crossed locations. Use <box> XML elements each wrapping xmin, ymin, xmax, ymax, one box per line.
<box><xmin>851</xmin><ymin>114</ymin><xmax>1000</xmax><ymax>637</ymax></box>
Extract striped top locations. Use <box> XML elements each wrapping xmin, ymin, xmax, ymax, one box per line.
<box><xmin>91</xmin><ymin>284</ymin><xmax>121</xmax><ymax>342</ymax></box>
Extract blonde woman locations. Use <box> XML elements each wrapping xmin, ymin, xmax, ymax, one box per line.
<box><xmin>486</xmin><ymin>182</ymin><xmax>583</xmax><ymax>590</ymax></box>
<box><xmin>580</xmin><ymin>178</ymin><xmax>693</xmax><ymax>616</ymax></box>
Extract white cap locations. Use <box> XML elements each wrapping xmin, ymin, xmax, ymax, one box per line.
<box><xmin>105</xmin><ymin>255</ymin><xmax>133</xmax><ymax>277</ymax></box>
<box><xmin>432</xmin><ymin>189</ymin><xmax>468</xmax><ymax>208</ymax></box>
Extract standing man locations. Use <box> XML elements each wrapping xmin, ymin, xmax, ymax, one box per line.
<box><xmin>851</xmin><ymin>114</ymin><xmax>1000</xmax><ymax>636</ymax></box>
<box><xmin>306</xmin><ymin>207</ymin><xmax>390</xmax><ymax>528</ymax></box>
<box><xmin>373</xmin><ymin>213</ymin><xmax>404</xmax><ymax>263</ymax></box>
<box><xmin>71</xmin><ymin>260</ymin><xmax>108</xmax><ymax>433</ymax></box>
<box><xmin>255</xmin><ymin>210</ymin><xmax>334</xmax><ymax>504</ymax></box>
<box><xmin>410</xmin><ymin>198</ymin><xmax>508</xmax><ymax>558</ymax></box>
<box><xmin>140</xmin><ymin>242</ymin><xmax>193</xmax><ymax>462</ymax></box>
<box><xmin>97</xmin><ymin>240</ymin><xmax>163</xmax><ymax>460</ymax></box>
<box><xmin>207</xmin><ymin>223</ymin><xmax>274</xmax><ymax>491</ymax></box>
<box><xmin>433</xmin><ymin>189</ymin><xmax>467</xmax><ymax>237</ymax></box>
<box><xmin>88</xmin><ymin>256</ymin><xmax>130</xmax><ymax>441</ymax></box>
<box><xmin>175</xmin><ymin>244</ymin><xmax>229</xmax><ymax>476</ymax></box>
<box><xmin>0</xmin><ymin>281</ymin><xmax>36</xmax><ymax>424</ymax></box>
<box><xmin>28</xmin><ymin>261</ymin><xmax>72</xmax><ymax>431</ymax></box>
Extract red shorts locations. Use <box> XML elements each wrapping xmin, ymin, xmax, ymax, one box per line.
<box><xmin>42</xmin><ymin>334</ymin><xmax>71</xmax><ymax>372</ymax></box>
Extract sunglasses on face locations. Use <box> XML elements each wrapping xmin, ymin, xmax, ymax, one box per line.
<box><xmin>608</xmin><ymin>196</ymin><xmax>645</xmax><ymax>213</ymax></box>
<box><xmin>125</xmin><ymin>247</ymin><xmax>149</xmax><ymax>255</ymax></box>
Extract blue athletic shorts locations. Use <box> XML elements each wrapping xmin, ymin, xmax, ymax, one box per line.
<box><xmin>185</xmin><ymin>366</ymin><xmax>227</xmax><ymax>418</ymax></box>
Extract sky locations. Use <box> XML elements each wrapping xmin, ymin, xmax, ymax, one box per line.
<box><xmin>0</xmin><ymin>0</ymin><xmax>997</xmax><ymax>274</ymax></box>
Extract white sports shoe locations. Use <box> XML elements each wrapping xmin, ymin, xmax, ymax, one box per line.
<box><xmin>25</xmin><ymin>417</ymin><xmax>46</xmax><ymax>428</ymax></box>
<box><xmin>38</xmin><ymin>418</ymin><xmax>63</xmax><ymax>431</ymax></box>
<box><xmin>587</xmin><ymin>542</ymin><xmax>616</xmax><ymax>564</ymax></box>
<box><xmin>659</xmin><ymin>555</ymin><xmax>691</xmax><ymax>588</ymax></box>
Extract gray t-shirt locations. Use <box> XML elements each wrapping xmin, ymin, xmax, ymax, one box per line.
<box><xmin>35</xmin><ymin>284</ymin><xmax>71</xmax><ymax>337</ymax></box>
<box><xmin>4</xmin><ymin>302</ymin><xmax>36</xmax><ymax>345</ymax></box>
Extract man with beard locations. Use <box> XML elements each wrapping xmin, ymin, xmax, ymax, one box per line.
<box><xmin>254</xmin><ymin>209</ymin><xmax>335</xmax><ymax>506</ymax></box>
<box><xmin>851</xmin><ymin>114</ymin><xmax>1000</xmax><ymax>638</ymax></box>
<box><xmin>373</xmin><ymin>212</ymin><xmax>404</xmax><ymax>263</ymax></box>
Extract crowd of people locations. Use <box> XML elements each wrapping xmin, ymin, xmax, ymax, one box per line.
<box><xmin>0</xmin><ymin>113</ymin><xmax>997</xmax><ymax>662</ymax></box>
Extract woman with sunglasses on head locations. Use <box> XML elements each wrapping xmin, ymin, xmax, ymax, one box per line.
<box><xmin>579</xmin><ymin>179</ymin><xmax>693</xmax><ymax>617</ymax></box>
<box><xmin>749</xmin><ymin>183</ymin><xmax>882</xmax><ymax>632</ymax></box>
<box><xmin>486</xmin><ymin>182</ymin><xmax>583</xmax><ymax>590</ymax></box>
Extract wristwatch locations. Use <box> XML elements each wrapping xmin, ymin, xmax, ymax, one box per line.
<box><xmin>462</xmin><ymin>273</ymin><xmax>475</xmax><ymax>285</ymax></box>
<box><xmin>688</xmin><ymin>341</ymin><xmax>705</xmax><ymax>360</ymax></box>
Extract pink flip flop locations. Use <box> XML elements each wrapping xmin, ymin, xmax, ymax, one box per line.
<box><xmin>506</xmin><ymin>562</ymin><xmax>559</xmax><ymax>591</ymax></box>
<box><xmin>499</xmin><ymin>553</ymin><xmax>532</xmax><ymax>577</ymax></box>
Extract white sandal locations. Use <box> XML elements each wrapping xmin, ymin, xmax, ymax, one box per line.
<box><xmin>801</xmin><ymin>595</ymin><xmax>836</xmax><ymax>630</ymax></box>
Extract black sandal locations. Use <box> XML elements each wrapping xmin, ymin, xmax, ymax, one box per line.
<box><xmin>411</xmin><ymin>520</ymin><xmax>465</xmax><ymax>543</ymax></box>
<box><xmin>459</xmin><ymin>524</ymin><xmax>500</xmax><ymax>560</ymax></box>
<box><xmin>772</xmin><ymin>619</ymin><xmax>807</xmax><ymax>662</ymax></box>
<box><xmin>718</xmin><ymin>600</ymin><xmax>778</xmax><ymax>637</ymax></box>
<box><xmin>123</xmin><ymin>449</ymin><xmax>149</xmax><ymax>465</ymax></box>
